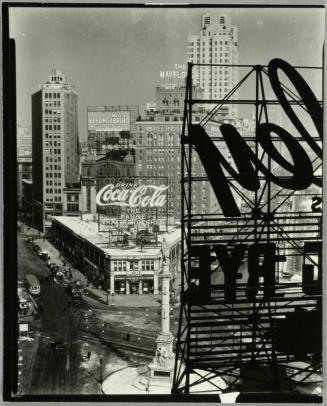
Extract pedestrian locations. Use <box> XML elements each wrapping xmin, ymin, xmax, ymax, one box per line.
<box><xmin>126</xmin><ymin>333</ymin><xmax>130</xmax><ymax>342</ymax></box>
<box><xmin>87</xmin><ymin>351</ymin><xmax>91</xmax><ymax>360</ymax></box>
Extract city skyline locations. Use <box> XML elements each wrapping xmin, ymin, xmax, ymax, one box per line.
<box><xmin>10</xmin><ymin>7</ymin><xmax>324</xmax><ymax>140</ymax></box>
<box><xmin>6</xmin><ymin>5</ymin><xmax>324</xmax><ymax>399</ymax></box>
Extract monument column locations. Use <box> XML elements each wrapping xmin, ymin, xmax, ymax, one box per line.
<box><xmin>153</xmin><ymin>273</ymin><xmax>159</xmax><ymax>294</ymax></box>
<box><xmin>148</xmin><ymin>239</ymin><xmax>175</xmax><ymax>393</ymax></box>
<box><xmin>110</xmin><ymin>272</ymin><xmax>115</xmax><ymax>295</ymax></box>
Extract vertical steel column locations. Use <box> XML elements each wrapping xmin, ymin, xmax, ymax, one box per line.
<box><xmin>250</xmin><ymin>66</ymin><xmax>260</xmax><ymax>361</ymax></box>
<box><xmin>172</xmin><ymin>62</ymin><xmax>192</xmax><ymax>393</ymax></box>
<box><xmin>185</xmin><ymin>62</ymin><xmax>193</xmax><ymax>394</ymax></box>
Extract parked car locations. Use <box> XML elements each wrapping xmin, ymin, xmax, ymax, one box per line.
<box><xmin>38</xmin><ymin>250</ymin><xmax>49</xmax><ymax>261</ymax></box>
<box><xmin>50</xmin><ymin>340</ymin><xmax>65</xmax><ymax>351</ymax></box>
<box><xmin>66</xmin><ymin>283</ymin><xmax>83</xmax><ymax>299</ymax></box>
<box><xmin>73</xmin><ymin>298</ymin><xmax>82</xmax><ymax>307</ymax></box>
<box><xmin>61</xmin><ymin>278</ymin><xmax>70</xmax><ymax>288</ymax></box>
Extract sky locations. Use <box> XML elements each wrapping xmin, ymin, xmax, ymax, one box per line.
<box><xmin>9</xmin><ymin>6</ymin><xmax>325</xmax><ymax>141</ymax></box>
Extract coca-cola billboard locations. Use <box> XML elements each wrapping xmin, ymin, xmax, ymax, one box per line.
<box><xmin>96</xmin><ymin>181</ymin><xmax>168</xmax><ymax>209</ymax></box>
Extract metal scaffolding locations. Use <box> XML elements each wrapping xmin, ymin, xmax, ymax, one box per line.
<box><xmin>172</xmin><ymin>61</ymin><xmax>323</xmax><ymax>394</ymax></box>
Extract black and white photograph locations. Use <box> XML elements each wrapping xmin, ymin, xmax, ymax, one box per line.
<box><xmin>2</xmin><ymin>3</ymin><xmax>325</xmax><ymax>402</ymax></box>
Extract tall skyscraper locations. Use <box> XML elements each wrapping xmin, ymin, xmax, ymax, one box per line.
<box><xmin>187</xmin><ymin>13</ymin><xmax>239</xmax><ymax>117</ymax></box>
<box><xmin>32</xmin><ymin>69</ymin><xmax>80</xmax><ymax>232</ymax></box>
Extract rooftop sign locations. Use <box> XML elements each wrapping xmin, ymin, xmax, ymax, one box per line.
<box><xmin>88</xmin><ymin>111</ymin><xmax>130</xmax><ymax>132</ymax></box>
<box><xmin>96</xmin><ymin>182</ymin><xmax>168</xmax><ymax>208</ymax></box>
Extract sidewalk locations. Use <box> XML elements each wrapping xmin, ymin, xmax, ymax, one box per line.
<box><xmin>33</xmin><ymin>238</ymin><xmax>87</xmax><ymax>285</ymax></box>
<box><xmin>85</xmin><ymin>289</ymin><xmax>161</xmax><ymax>308</ymax></box>
<box><xmin>33</xmin><ymin>238</ymin><xmax>161</xmax><ymax>308</ymax></box>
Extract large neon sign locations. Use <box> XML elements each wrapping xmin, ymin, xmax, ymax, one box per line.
<box><xmin>190</xmin><ymin>59</ymin><xmax>322</xmax><ymax>217</ymax></box>
<box><xmin>173</xmin><ymin>57</ymin><xmax>323</xmax><ymax>394</ymax></box>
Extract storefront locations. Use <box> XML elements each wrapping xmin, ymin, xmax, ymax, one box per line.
<box><xmin>51</xmin><ymin>215</ymin><xmax>181</xmax><ymax>295</ymax></box>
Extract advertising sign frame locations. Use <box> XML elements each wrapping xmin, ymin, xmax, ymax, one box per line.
<box><xmin>172</xmin><ymin>59</ymin><xmax>323</xmax><ymax>394</ymax></box>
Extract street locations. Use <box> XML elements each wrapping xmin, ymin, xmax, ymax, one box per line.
<box><xmin>17</xmin><ymin>234</ymin><xmax>149</xmax><ymax>394</ymax></box>
<box><xmin>18</xmin><ymin>235</ymin><xmax>84</xmax><ymax>394</ymax></box>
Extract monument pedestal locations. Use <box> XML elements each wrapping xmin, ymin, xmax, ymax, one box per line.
<box><xmin>148</xmin><ymin>332</ymin><xmax>175</xmax><ymax>394</ymax></box>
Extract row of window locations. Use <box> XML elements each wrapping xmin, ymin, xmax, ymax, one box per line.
<box><xmin>45</xmin><ymin>125</ymin><xmax>61</xmax><ymax>131</ymax></box>
<box><xmin>45</xmin><ymin>117</ymin><xmax>61</xmax><ymax>123</ymax></box>
<box><xmin>67</xmin><ymin>203</ymin><xmax>79</xmax><ymax>212</ymax></box>
<box><xmin>45</xmin><ymin>164</ymin><xmax>61</xmax><ymax>170</ymax></box>
<box><xmin>45</xmin><ymin>133</ymin><xmax>61</xmax><ymax>139</ymax></box>
<box><xmin>112</xmin><ymin>259</ymin><xmax>155</xmax><ymax>272</ymax></box>
<box><xmin>45</xmin><ymin>156</ymin><xmax>61</xmax><ymax>162</ymax></box>
<box><xmin>45</xmin><ymin>188</ymin><xmax>61</xmax><ymax>194</ymax></box>
<box><xmin>44</xmin><ymin>106</ymin><xmax>61</xmax><ymax>113</ymax></box>
<box><xmin>189</xmin><ymin>40</ymin><xmax>230</xmax><ymax>46</ymax></box>
<box><xmin>45</xmin><ymin>196</ymin><xmax>62</xmax><ymax>202</ymax></box>
<box><xmin>45</xmin><ymin>172</ymin><xmax>61</xmax><ymax>178</ymax></box>
<box><xmin>44</xmin><ymin>149</ymin><xmax>61</xmax><ymax>155</ymax></box>
<box><xmin>162</xmin><ymin>99</ymin><xmax>180</xmax><ymax>107</ymax></box>
<box><xmin>45</xmin><ymin>141</ymin><xmax>61</xmax><ymax>147</ymax></box>
<box><xmin>46</xmin><ymin>180</ymin><xmax>61</xmax><ymax>186</ymax></box>
<box><xmin>44</xmin><ymin>92</ymin><xmax>61</xmax><ymax>99</ymax></box>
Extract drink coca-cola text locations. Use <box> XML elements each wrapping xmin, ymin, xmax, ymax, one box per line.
<box><xmin>96</xmin><ymin>183</ymin><xmax>168</xmax><ymax>208</ymax></box>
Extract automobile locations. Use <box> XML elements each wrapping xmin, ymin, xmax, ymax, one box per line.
<box><xmin>51</xmin><ymin>340</ymin><xmax>65</xmax><ymax>351</ymax></box>
<box><xmin>73</xmin><ymin>299</ymin><xmax>82</xmax><ymax>307</ymax></box>
<box><xmin>39</xmin><ymin>250</ymin><xmax>49</xmax><ymax>261</ymax></box>
<box><xmin>44</xmin><ymin>274</ymin><xmax>54</xmax><ymax>283</ymax></box>
<box><xmin>51</xmin><ymin>265</ymin><xmax>61</xmax><ymax>274</ymax></box>
<box><xmin>61</xmin><ymin>278</ymin><xmax>70</xmax><ymax>288</ymax></box>
<box><xmin>66</xmin><ymin>283</ymin><xmax>83</xmax><ymax>299</ymax></box>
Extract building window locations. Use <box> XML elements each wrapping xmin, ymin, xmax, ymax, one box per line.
<box><xmin>67</xmin><ymin>203</ymin><xmax>79</xmax><ymax>212</ymax></box>
<box><xmin>141</xmin><ymin>260</ymin><xmax>154</xmax><ymax>272</ymax></box>
<box><xmin>113</xmin><ymin>261</ymin><xmax>127</xmax><ymax>272</ymax></box>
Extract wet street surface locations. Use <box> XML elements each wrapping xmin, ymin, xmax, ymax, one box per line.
<box><xmin>17</xmin><ymin>235</ymin><xmax>148</xmax><ymax>395</ymax></box>
<box><xmin>18</xmin><ymin>235</ymin><xmax>83</xmax><ymax>394</ymax></box>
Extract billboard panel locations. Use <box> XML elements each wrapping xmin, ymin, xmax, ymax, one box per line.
<box><xmin>95</xmin><ymin>176</ymin><xmax>169</xmax><ymax>238</ymax></box>
<box><xmin>88</xmin><ymin>111</ymin><xmax>130</xmax><ymax>132</ymax></box>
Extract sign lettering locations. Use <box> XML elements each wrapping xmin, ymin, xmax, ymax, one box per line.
<box><xmin>189</xmin><ymin>58</ymin><xmax>322</xmax><ymax>217</ymax></box>
<box><xmin>96</xmin><ymin>183</ymin><xmax>168</xmax><ymax>208</ymax></box>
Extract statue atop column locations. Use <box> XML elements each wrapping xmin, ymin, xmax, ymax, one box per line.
<box><xmin>147</xmin><ymin>237</ymin><xmax>175</xmax><ymax>393</ymax></box>
<box><xmin>161</xmin><ymin>238</ymin><xmax>170</xmax><ymax>264</ymax></box>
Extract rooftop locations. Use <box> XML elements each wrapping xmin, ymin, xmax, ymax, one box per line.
<box><xmin>52</xmin><ymin>215</ymin><xmax>181</xmax><ymax>259</ymax></box>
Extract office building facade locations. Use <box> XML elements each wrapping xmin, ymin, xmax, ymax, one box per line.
<box><xmin>17</xmin><ymin>125</ymin><xmax>32</xmax><ymax>156</ymax></box>
<box><xmin>136</xmin><ymin>84</ymin><xmax>221</xmax><ymax>219</ymax></box>
<box><xmin>17</xmin><ymin>156</ymin><xmax>32</xmax><ymax>211</ymax></box>
<box><xmin>32</xmin><ymin>69</ymin><xmax>79</xmax><ymax>232</ymax></box>
<box><xmin>187</xmin><ymin>13</ymin><xmax>239</xmax><ymax>117</ymax></box>
<box><xmin>87</xmin><ymin>105</ymin><xmax>139</xmax><ymax>155</ymax></box>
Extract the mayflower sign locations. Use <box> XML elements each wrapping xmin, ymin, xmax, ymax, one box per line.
<box><xmin>96</xmin><ymin>182</ymin><xmax>168</xmax><ymax>208</ymax></box>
